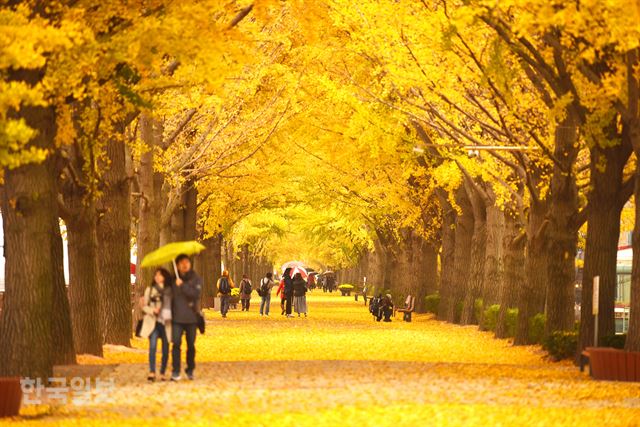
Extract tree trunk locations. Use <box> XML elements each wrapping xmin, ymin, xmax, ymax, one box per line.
<box><xmin>134</xmin><ymin>114</ymin><xmax>164</xmax><ymax>324</ymax></box>
<box><xmin>482</xmin><ymin>203</ymin><xmax>505</xmax><ymax>307</ymax></box>
<box><xmin>436</xmin><ymin>190</ymin><xmax>456</xmax><ymax>320</ymax></box>
<box><xmin>50</xmin><ymin>215</ymin><xmax>76</xmax><ymax>365</ymax></box>
<box><xmin>514</xmin><ymin>199</ymin><xmax>549</xmax><ymax>344</ymax></box>
<box><xmin>199</xmin><ymin>234</ymin><xmax>221</xmax><ymax>308</ymax></box>
<box><xmin>416</xmin><ymin>235</ymin><xmax>439</xmax><ymax>312</ymax></box>
<box><xmin>545</xmin><ymin>114</ymin><xmax>581</xmax><ymax>335</ymax></box>
<box><xmin>96</xmin><ymin>137</ymin><xmax>132</xmax><ymax>346</ymax></box>
<box><xmin>627</xmin><ymin>168</ymin><xmax>640</xmax><ymax>351</ymax></box>
<box><xmin>66</xmin><ymin>196</ymin><xmax>103</xmax><ymax>356</ymax></box>
<box><xmin>448</xmin><ymin>186</ymin><xmax>474</xmax><ymax>323</ymax></box>
<box><xmin>579</xmin><ymin>140</ymin><xmax>631</xmax><ymax>354</ymax></box>
<box><xmin>0</xmin><ymin>105</ymin><xmax>57</xmax><ymax>379</ymax></box>
<box><xmin>461</xmin><ymin>181</ymin><xmax>486</xmax><ymax>325</ymax></box>
<box><xmin>496</xmin><ymin>211</ymin><xmax>525</xmax><ymax>339</ymax></box>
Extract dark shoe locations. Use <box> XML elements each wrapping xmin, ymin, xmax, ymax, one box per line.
<box><xmin>186</xmin><ymin>371</ymin><xmax>194</xmax><ymax>381</ymax></box>
<box><xmin>147</xmin><ymin>373</ymin><xmax>156</xmax><ymax>382</ymax></box>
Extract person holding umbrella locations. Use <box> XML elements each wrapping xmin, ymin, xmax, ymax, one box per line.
<box><xmin>171</xmin><ymin>254</ymin><xmax>202</xmax><ymax>381</ymax></box>
<box><xmin>140</xmin><ymin>268</ymin><xmax>173</xmax><ymax>382</ymax></box>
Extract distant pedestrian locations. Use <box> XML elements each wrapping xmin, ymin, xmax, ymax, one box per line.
<box><xmin>140</xmin><ymin>268</ymin><xmax>173</xmax><ymax>382</ymax></box>
<box><xmin>259</xmin><ymin>272</ymin><xmax>275</xmax><ymax>316</ymax></box>
<box><xmin>239</xmin><ymin>274</ymin><xmax>253</xmax><ymax>311</ymax></box>
<box><xmin>293</xmin><ymin>272</ymin><xmax>308</xmax><ymax>317</ymax></box>
<box><xmin>283</xmin><ymin>268</ymin><xmax>294</xmax><ymax>317</ymax></box>
<box><xmin>217</xmin><ymin>270</ymin><xmax>234</xmax><ymax>318</ymax></box>
<box><xmin>171</xmin><ymin>254</ymin><xmax>202</xmax><ymax>381</ymax></box>
<box><xmin>276</xmin><ymin>278</ymin><xmax>286</xmax><ymax>315</ymax></box>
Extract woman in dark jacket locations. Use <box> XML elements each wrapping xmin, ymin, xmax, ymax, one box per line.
<box><xmin>283</xmin><ymin>268</ymin><xmax>294</xmax><ymax>317</ymax></box>
<box><xmin>292</xmin><ymin>273</ymin><xmax>308</xmax><ymax>317</ymax></box>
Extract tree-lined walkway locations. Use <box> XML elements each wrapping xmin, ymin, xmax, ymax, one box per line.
<box><xmin>8</xmin><ymin>294</ymin><xmax>640</xmax><ymax>426</ymax></box>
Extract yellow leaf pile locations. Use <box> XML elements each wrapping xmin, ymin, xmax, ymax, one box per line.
<box><xmin>7</xmin><ymin>294</ymin><xmax>640</xmax><ymax>426</ymax></box>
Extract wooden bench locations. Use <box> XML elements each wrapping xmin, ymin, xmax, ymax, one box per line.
<box><xmin>583</xmin><ymin>347</ymin><xmax>640</xmax><ymax>381</ymax></box>
<box><xmin>395</xmin><ymin>295</ymin><xmax>415</xmax><ymax>322</ymax></box>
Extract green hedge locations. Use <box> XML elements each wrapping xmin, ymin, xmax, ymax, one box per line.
<box><xmin>543</xmin><ymin>331</ymin><xmax>578</xmax><ymax>361</ymax></box>
<box><xmin>601</xmin><ymin>334</ymin><xmax>626</xmax><ymax>349</ymax></box>
<box><xmin>528</xmin><ymin>313</ymin><xmax>546</xmax><ymax>344</ymax></box>
<box><xmin>424</xmin><ymin>293</ymin><xmax>440</xmax><ymax>314</ymax></box>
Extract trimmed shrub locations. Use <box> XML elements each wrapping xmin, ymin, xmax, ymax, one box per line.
<box><xmin>505</xmin><ymin>308</ymin><xmax>518</xmax><ymax>337</ymax></box>
<box><xmin>528</xmin><ymin>313</ymin><xmax>546</xmax><ymax>344</ymax></box>
<box><xmin>483</xmin><ymin>304</ymin><xmax>500</xmax><ymax>332</ymax></box>
<box><xmin>474</xmin><ymin>298</ymin><xmax>484</xmax><ymax>326</ymax></box>
<box><xmin>601</xmin><ymin>334</ymin><xmax>626</xmax><ymax>349</ymax></box>
<box><xmin>543</xmin><ymin>331</ymin><xmax>578</xmax><ymax>361</ymax></box>
<box><xmin>338</xmin><ymin>284</ymin><xmax>355</xmax><ymax>290</ymax></box>
<box><xmin>424</xmin><ymin>293</ymin><xmax>440</xmax><ymax>314</ymax></box>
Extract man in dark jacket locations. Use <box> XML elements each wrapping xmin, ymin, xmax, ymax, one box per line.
<box><xmin>171</xmin><ymin>254</ymin><xmax>202</xmax><ymax>381</ymax></box>
<box><xmin>283</xmin><ymin>268</ymin><xmax>294</xmax><ymax>318</ymax></box>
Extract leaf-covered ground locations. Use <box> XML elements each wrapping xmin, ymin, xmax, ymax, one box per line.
<box><xmin>8</xmin><ymin>294</ymin><xmax>640</xmax><ymax>426</ymax></box>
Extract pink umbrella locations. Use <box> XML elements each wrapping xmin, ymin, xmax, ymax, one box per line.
<box><xmin>289</xmin><ymin>266</ymin><xmax>308</xmax><ymax>279</ymax></box>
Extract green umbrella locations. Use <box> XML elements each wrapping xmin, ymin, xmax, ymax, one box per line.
<box><xmin>141</xmin><ymin>241</ymin><xmax>206</xmax><ymax>276</ymax></box>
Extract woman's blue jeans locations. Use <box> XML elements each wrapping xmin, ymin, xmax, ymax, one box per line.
<box><xmin>149</xmin><ymin>322</ymin><xmax>169</xmax><ymax>374</ymax></box>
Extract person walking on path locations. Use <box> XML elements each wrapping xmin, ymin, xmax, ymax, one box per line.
<box><xmin>171</xmin><ymin>254</ymin><xmax>202</xmax><ymax>381</ymax></box>
<box><xmin>239</xmin><ymin>274</ymin><xmax>253</xmax><ymax>311</ymax></box>
<box><xmin>259</xmin><ymin>272</ymin><xmax>275</xmax><ymax>316</ymax></box>
<box><xmin>283</xmin><ymin>268</ymin><xmax>294</xmax><ymax>318</ymax></box>
<box><xmin>217</xmin><ymin>270</ymin><xmax>234</xmax><ymax>318</ymax></box>
<box><xmin>276</xmin><ymin>277</ymin><xmax>286</xmax><ymax>315</ymax></box>
<box><xmin>292</xmin><ymin>272</ymin><xmax>308</xmax><ymax>317</ymax></box>
<box><xmin>140</xmin><ymin>268</ymin><xmax>173</xmax><ymax>382</ymax></box>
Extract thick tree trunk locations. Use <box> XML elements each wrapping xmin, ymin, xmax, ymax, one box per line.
<box><xmin>579</xmin><ymin>141</ymin><xmax>631</xmax><ymax>353</ymax></box>
<box><xmin>50</xmin><ymin>215</ymin><xmax>76</xmax><ymax>365</ymax></box>
<box><xmin>496</xmin><ymin>211</ymin><xmax>525</xmax><ymax>339</ymax></box>
<box><xmin>66</xmin><ymin>197</ymin><xmax>103</xmax><ymax>356</ymax></box>
<box><xmin>545</xmin><ymin>115</ymin><xmax>581</xmax><ymax>335</ymax></box>
<box><xmin>96</xmin><ymin>137</ymin><xmax>132</xmax><ymax>346</ymax></box>
<box><xmin>514</xmin><ymin>199</ymin><xmax>549</xmax><ymax>344</ymax></box>
<box><xmin>627</xmin><ymin>169</ymin><xmax>640</xmax><ymax>351</ymax></box>
<box><xmin>437</xmin><ymin>190</ymin><xmax>456</xmax><ymax>320</ymax></box>
<box><xmin>482</xmin><ymin>203</ymin><xmax>504</xmax><ymax>307</ymax></box>
<box><xmin>461</xmin><ymin>181</ymin><xmax>486</xmax><ymax>325</ymax></box>
<box><xmin>448</xmin><ymin>186</ymin><xmax>474</xmax><ymax>323</ymax></box>
<box><xmin>0</xmin><ymin>105</ymin><xmax>57</xmax><ymax>378</ymax></box>
<box><xmin>416</xmin><ymin>235</ymin><xmax>439</xmax><ymax>312</ymax></box>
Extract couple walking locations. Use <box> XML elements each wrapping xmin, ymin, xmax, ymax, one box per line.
<box><xmin>277</xmin><ymin>268</ymin><xmax>308</xmax><ymax>317</ymax></box>
<box><xmin>139</xmin><ymin>254</ymin><xmax>202</xmax><ymax>382</ymax></box>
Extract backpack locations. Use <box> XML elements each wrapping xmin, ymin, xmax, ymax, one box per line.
<box><xmin>260</xmin><ymin>278</ymin><xmax>271</xmax><ymax>295</ymax></box>
<box><xmin>241</xmin><ymin>279</ymin><xmax>252</xmax><ymax>294</ymax></box>
<box><xmin>219</xmin><ymin>277</ymin><xmax>231</xmax><ymax>294</ymax></box>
